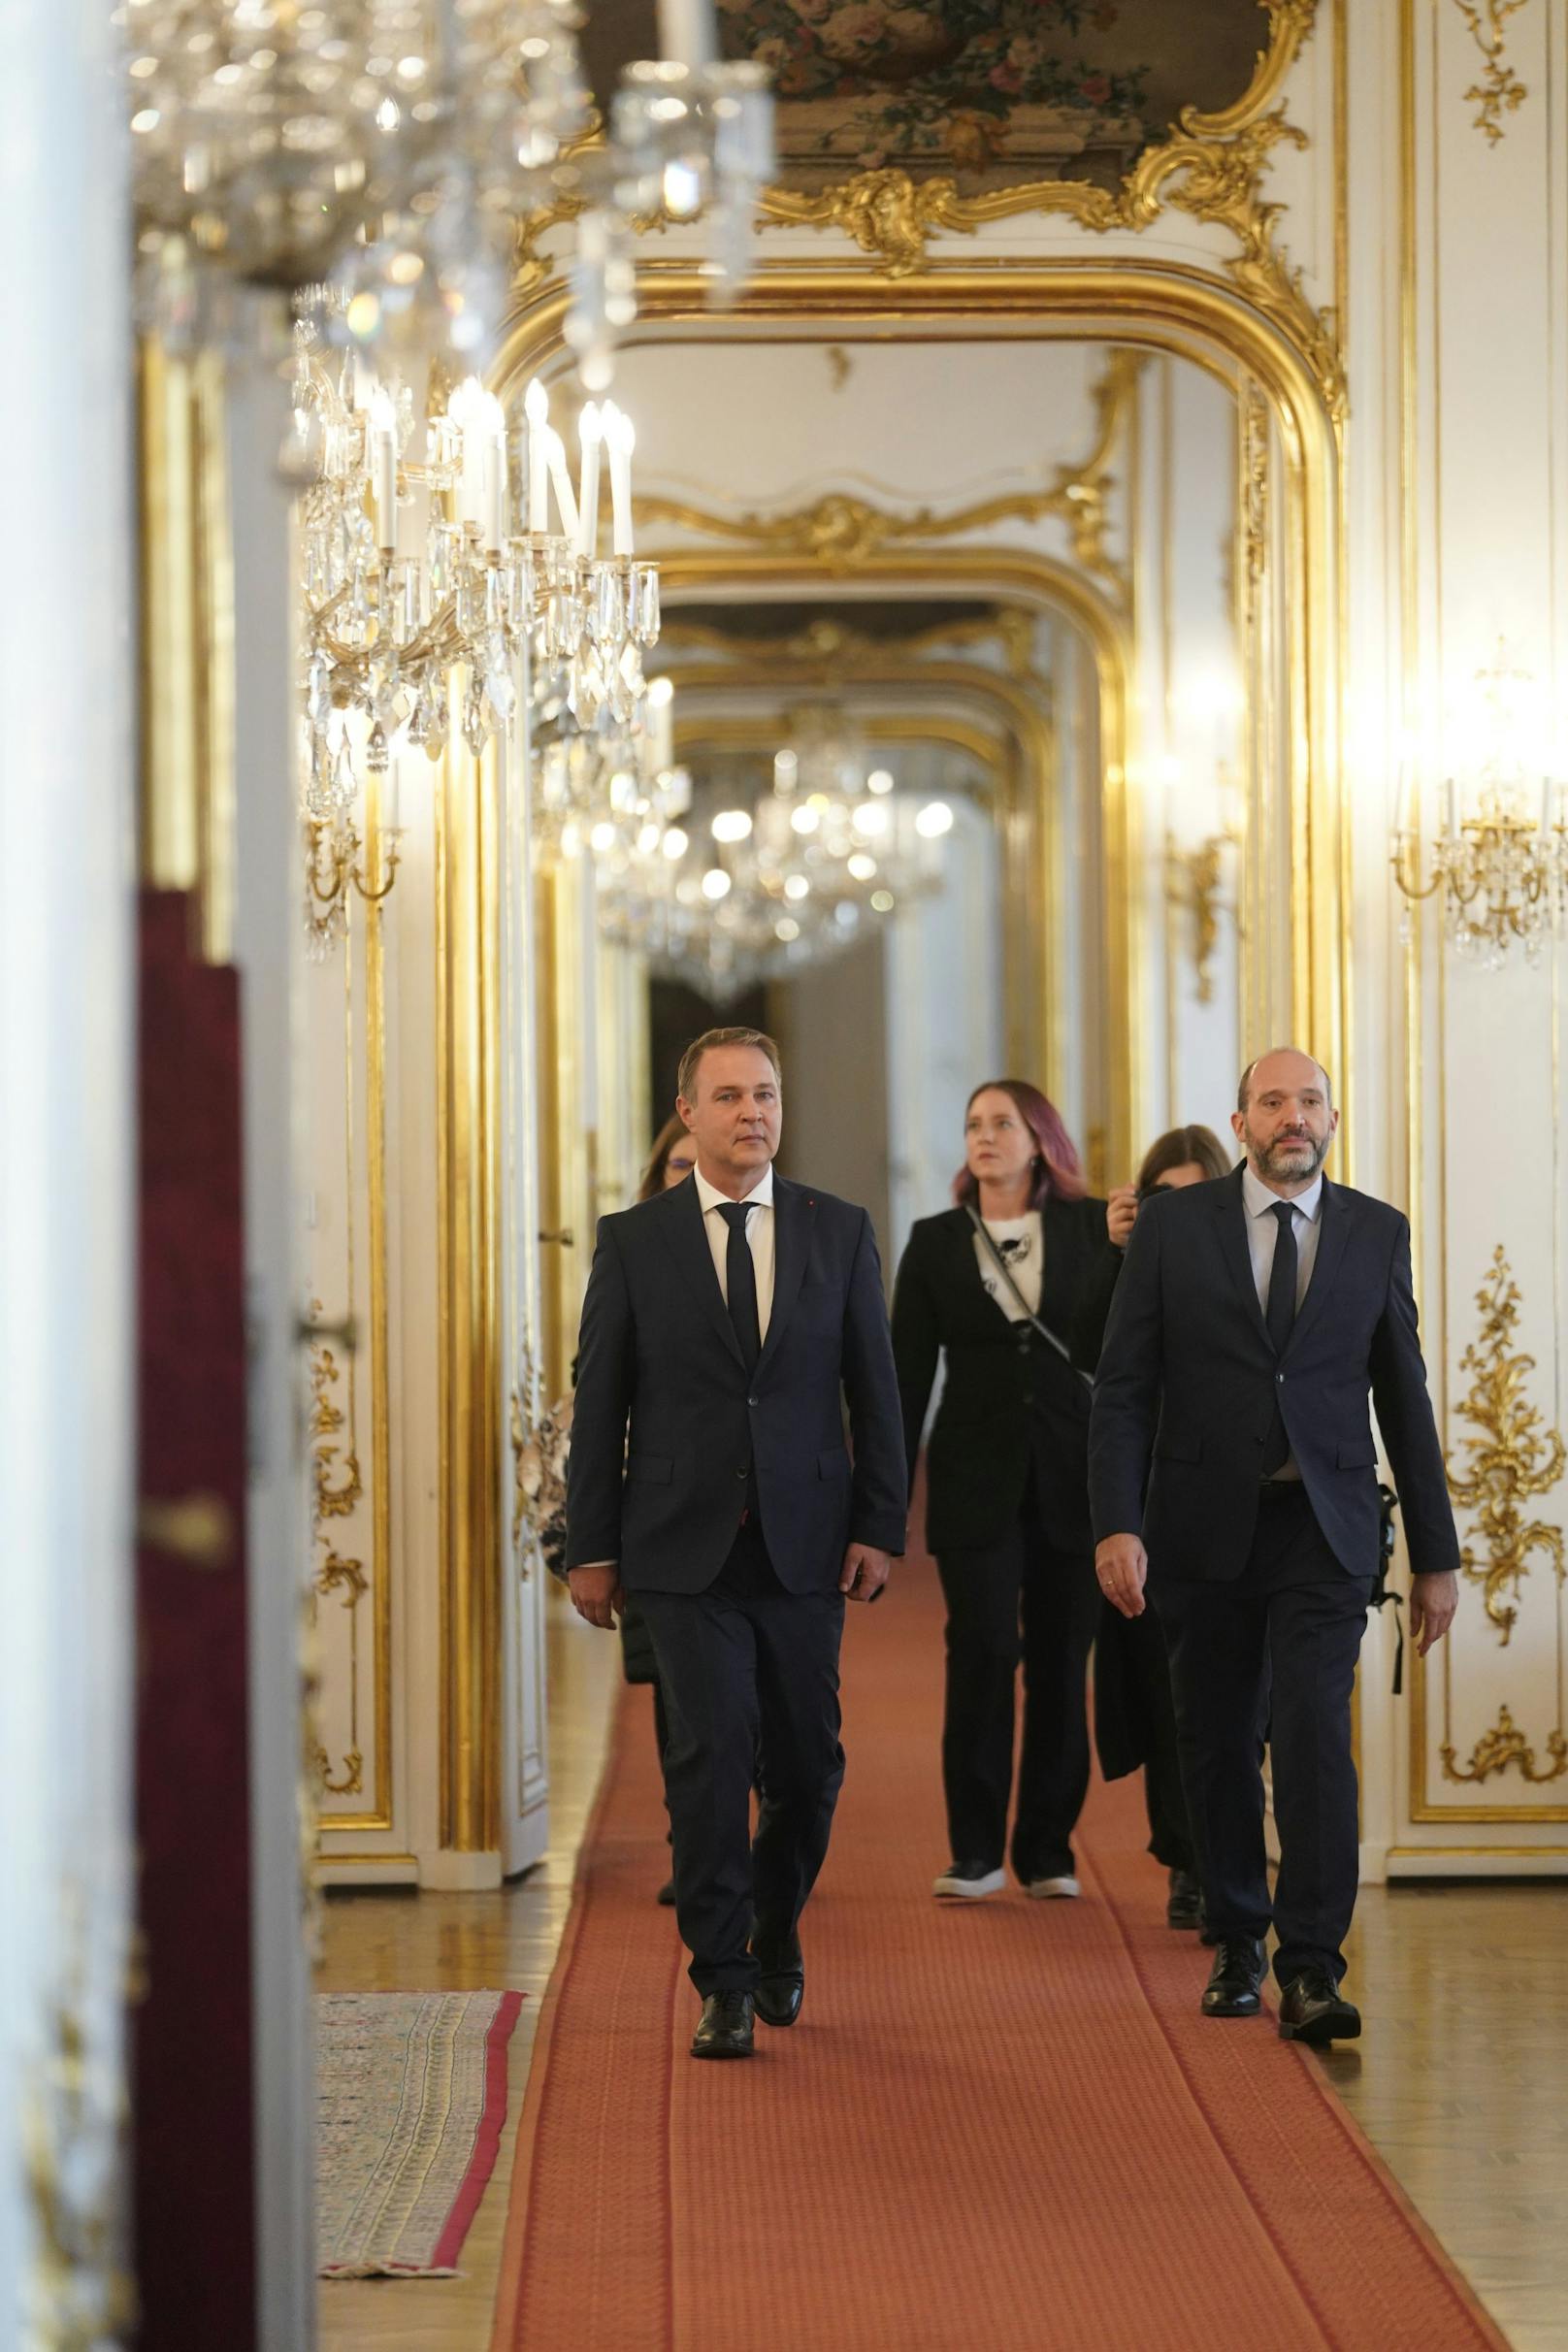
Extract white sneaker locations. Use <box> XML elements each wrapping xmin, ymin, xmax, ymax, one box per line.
<box><xmin>932</xmin><ymin>1861</ymin><xmax>1006</xmax><ymax>1899</ymax></box>
<box><xmin>1026</xmin><ymin>1875</ymin><xmax>1081</xmax><ymax>1900</ymax></box>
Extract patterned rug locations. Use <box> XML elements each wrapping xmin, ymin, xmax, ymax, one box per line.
<box><xmin>316</xmin><ymin>1988</ymin><xmax>524</xmax><ymax>2278</ymax></box>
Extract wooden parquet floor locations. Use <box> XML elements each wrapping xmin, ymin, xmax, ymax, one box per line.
<box><xmin>318</xmin><ymin>1589</ymin><xmax>1568</xmax><ymax>2352</ymax></box>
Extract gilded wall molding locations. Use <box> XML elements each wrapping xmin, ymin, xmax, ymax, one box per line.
<box><xmin>638</xmin><ymin>348</ymin><xmax>1141</xmax><ymax>603</ymax></box>
<box><xmin>1452</xmin><ymin>0</ymin><xmax>1531</xmax><ymax>144</ymax></box>
<box><xmin>662</xmin><ymin>608</ymin><xmax>1041</xmax><ymax>687</ymax></box>
<box><xmin>1441</xmin><ymin>1702</ymin><xmax>1568</xmax><ymax>1785</ymax></box>
<box><xmin>24</xmin><ymin>1891</ymin><xmax>135</xmax><ymax>2351</ymax></box>
<box><xmin>514</xmin><ymin>6</ymin><xmax>1343</xmax><ymax>426</ymax></box>
<box><xmin>1447</xmin><ymin>1245</ymin><xmax>1567</xmax><ymax>1646</ymax></box>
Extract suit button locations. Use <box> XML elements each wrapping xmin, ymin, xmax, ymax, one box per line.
<box><xmin>747</xmin><ymin>1395</ymin><xmax>759</xmax><ymax>1408</ymax></box>
<box><xmin>736</xmin><ymin>1467</ymin><xmax>748</xmax><ymax>1480</ymax></box>
<box><xmin>1277</xmin><ymin>1372</ymin><xmax>1285</xmax><ymax>1383</ymax></box>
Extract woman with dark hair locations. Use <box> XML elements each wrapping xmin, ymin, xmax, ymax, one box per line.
<box><xmin>637</xmin><ymin>1110</ymin><xmax>696</xmax><ymax>1203</ymax></box>
<box><xmin>1097</xmin><ymin>1121</ymin><xmax>1232</xmax><ymax>1929</ymax></box>
<box><xmin>892</xmin><ymin>1081</ymin><xmax>1121</xmax><ymax>1901</ymax></box>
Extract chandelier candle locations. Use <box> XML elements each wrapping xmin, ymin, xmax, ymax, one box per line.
<box><xmin>606</xmin><ymin>405</ymin><xmax>636</xmax><ymax>556</ymax></box>
<box><xmin>526</xmin><ymin>379</ymin><xmax>550</xmax><ymax>535</ymax></box>
<box><xmin>371</xmin><ymin>393</ymin><xmax>398</xmax><ymax>555</ymax></box>
<box><xmin>545</xmin><ymin>429</ymin><xmax>579</xmax><ymax>543</ymax></box>
<box><xmin>577</xmin><ymin>405</ymin><xmax>603</xmax><ymax>559</ymax></box>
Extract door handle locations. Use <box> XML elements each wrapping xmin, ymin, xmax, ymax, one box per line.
<box><xmin>137</xmin><ymin>1492</ymin><xmax>236</xmax><ymax>1569</ymax></box>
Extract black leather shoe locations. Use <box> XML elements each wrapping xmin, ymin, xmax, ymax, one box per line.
<box><xmin>691</xmin><ymin>1991</ymin><xmax>755</xmax><ymax>2059</ymax></box>
<box><xmin>752</xmin><ymin>1932</ymin><xmax>803</xmax><ymax>2029</ymax></box>
<box><xmin>656</xmin><ymin>1877</ymin><xmax>676</xmax><ymax>1907</ymax></box>
<box><xmin>1165</xmin><ymin>1869</ymin><xmax>1202</xmax><ymax>1929</ymax></box>
<box><xmin>1278</xmin><ymin>1969</ymin><xmax>1361</xmax><ymax>2045</ymax></box>
<box><xmin>1201</xmin><ymin>1937</ymin><xmax>1267</xmax><ymax>2017</ymax></box>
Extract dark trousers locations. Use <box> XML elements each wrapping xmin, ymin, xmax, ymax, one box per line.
<box><xmin>1154</xmin><ymin>1485</ymin><xmax>1372</xmax><ymax>1984</ymax></box>
<box><xmin>935</xmin><ymin>1473</ymin><xmax>1098</xmax><ymax>1880</ymax></box>
<box><xmin>1118</xmin><ymin>1608</ymin><xmax>1194</xmax><ymax>1872</ymax></box>
<box><xmin>637</xmin><ymin>1522</ymin><xmax>845</xmax><ymax>1996</ymax></box>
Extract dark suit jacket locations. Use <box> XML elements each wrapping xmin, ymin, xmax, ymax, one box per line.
<box><xmin>1089</xmin><ymin>1163</ymin><xmax>1460</xmax><ymax>1583</ymax></box>
<box><xmin>891</xmin><ymin>1196</ymin><xmax>1121</xmax><ymax>1553</ymax></box>
<box><xmin>565</xmin><ymin>1170</ymin><xmax>907</xmax><ymax>1595</ymax></box>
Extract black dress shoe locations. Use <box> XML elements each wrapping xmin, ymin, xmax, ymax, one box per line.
<box><xmin>1165</xmin><ymin>1868</ymin><xmax>1202</xmax><ymax>1929</ymax></box>
<box><xmin>1201</xmin><ymin>1936</ymin><xmax>1267</xmax><ymax>2017</ymax></box>
<box><xmin>1278</xmin><ymin>1969</ymin><xmax>1361</xmax><ymax>2045</ymax></box>
<box><xmin>752</xmin><ymin>1932</ymin><xmax>803</xmax><ymax>2029</ymax></box>
<box><xmin>691</xmin><ymin>1991</ymin><xmax>755</xmax><ymax>2059</ymax></box>
<box><xmin>656</xmin><ymin>1876</ymin><xmax>676</xmax><ymax>1906</ymax></box>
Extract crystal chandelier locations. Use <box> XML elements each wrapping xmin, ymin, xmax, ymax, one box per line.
<box><xmin>125</xmin><ymin>1</ymin><xmax>775</xmax><ymax>376</ymax></box>
<box><xmin>535</xmin><ymin>679</ymin><xmax>693</xmax><ymax>860</ymax></box>
<box><xmin>126</xmin><ymin>1</ymin><xmax>591</xmax><ymax>351</ymax></box>
<box><xmin>1392</xmin><ymin>643</ymin><xmax>1568</xmax><ymax>965</ymax></box>
<box><xmin>294</xmin><ymin>317</ymin><xmax>661</xmax><ymax>949</ymax></box>
<box><xmin>594</xmin><ymin>715</ymin><xmax>958</xmax><ymax>994</ymax></box>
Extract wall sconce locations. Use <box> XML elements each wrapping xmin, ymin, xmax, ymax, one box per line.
<box><xmin>1162</xmin><ymin>754</ymin><xmax>1240</xmax><ymax>1003</ymax></box>
<box><xmin>1390</xmin><ymin>642</ymin><xmax>1568</xmax><ymax>966</ymax></box>
<box><xmin>304</xmin><ymin>816</ymin><xmax>404</xmax><ymax>958</ymax></box>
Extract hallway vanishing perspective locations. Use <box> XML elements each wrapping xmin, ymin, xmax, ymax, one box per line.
<box><xmin>8</xmin><ymin>2</ymin><xmax>1568</xmax><ymax>2347</ymax></box>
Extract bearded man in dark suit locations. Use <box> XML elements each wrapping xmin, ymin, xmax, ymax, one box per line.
<box><xmin>566</xmin><ymin>1027</ymin><xmax>906</xmax><ymax>2059</ymax></box>
<box><xmin>1090</xmin><ymin>1048</ymin><xmax>1459</xmax><ymax>2044</ymax></box>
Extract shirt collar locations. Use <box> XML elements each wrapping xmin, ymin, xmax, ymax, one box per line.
<box><xmin>695</xmin><ymin>1162</ymin><xmax>774</xmax><ymax>1217</ymax></box>
<box><xmin>1242</xmin><ymin>1163</ymin><xmax>1324</xmax><ymax>1224</ymax></box>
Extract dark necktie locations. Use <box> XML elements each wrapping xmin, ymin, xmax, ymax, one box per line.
<box><xmin>717</xmin><ymin>1200</ymin><xmax>761</xmax><ymax>1372</ymax></box>
<box><xmin>1260</xmin><ymin>1199</ymin><xmax>1298</xmax><ymax>1474</ymax></box>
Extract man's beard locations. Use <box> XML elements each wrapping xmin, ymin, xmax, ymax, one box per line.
<box><xmin>1253</xmin><ymin>1127</ymin><xmax>1328</xmax><ymax>1180</ymax></box>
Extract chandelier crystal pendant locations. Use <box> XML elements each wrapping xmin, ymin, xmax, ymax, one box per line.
<box><xmin>293</xmin><ymin>320</ymin><xmax>661</xmax><ymax>950</ymax></box>
<box><xmin>1391</xmin><ymin>642</ymin><xmax>1568</xmax><ymax>966</ymax></box>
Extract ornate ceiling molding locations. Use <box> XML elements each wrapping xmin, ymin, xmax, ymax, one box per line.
<box><xmin>513</xmin><ymin>3</ymin><xmax>1343</xmax><ymax>428</ymax></box>
<box><xmin>635</xmin><ymin>349</ymin><xmax>1140</xmax><ymax>602</ymax></box>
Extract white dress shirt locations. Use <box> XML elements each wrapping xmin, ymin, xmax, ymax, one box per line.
<box><xmin>1241</xmin><ymin>1163</ymin><xmax>1324</xmax><ymax>1315</ymax></box>
<box><xmin>1241</xmin><ymin>1163</ymin><xmax>1323</xmax><ymax>1481</ymax></box>
<box><xmin>694</xmin><ymin>1161</ymin><xmax>776</xmax><ymax>1342</ymax></box>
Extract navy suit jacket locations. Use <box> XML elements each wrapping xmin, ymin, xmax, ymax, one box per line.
<box><xmin>1089</xmin><ymin>1163</ymin><xmax>1460</xmax><ymax>1583</ymax></box>
<box><xmin>565</xmin><ymin>1170</ymin><xmax>907</xmax><ymax>1595</ymax></box>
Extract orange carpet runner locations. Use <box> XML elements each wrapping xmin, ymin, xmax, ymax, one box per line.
<box><xmin>493</xmin><ymin>1552</ymin><xmax>1505</xmax><ymax>2351</ymax></box>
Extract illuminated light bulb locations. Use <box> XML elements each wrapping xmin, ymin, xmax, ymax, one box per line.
<box><xmin>870</xmin><ymin>889</ymin><xmax>896</xmax><ymax>913</ymax></box>
<box><xmin>784</xmin><ymin>874</ymin><xmax>810</xmax><ymax>901</ymax></box>
<box><xmin>590</xmin><ymin>821</ymin><xmax>617</xmax><ymax>855</ymax></box>
<box><xmin>710</xmin><ymin>808</ymin><xmax>753</xmax><ymax>843</ymax></box>
<box><xmin>637</xmin><ymin>823</ymin><xmax>663</xmax><ymax>855</ymax></box>
<box><xmin>662</xmin><ymin>827</ymin><xmax>689</xmax><ymax>861</ymax></box>
<box><xmin>866</xmin><ymin>768</ymin><xmax>895</xmax><ymax>795</ymax></box>
<box><xmin>775</xmin><ymin>918</ymin><xmax>800</xmax><ymax>942</ymax></box>
<box><xmin>560</xmin><ymin>821</ymin><xmax>582</xmax><ymax>859</ymax></box>
<box><xmin>790</xmin><ymin>804</ymin><xmax>819</xmax><ymax>834</ymax></box>
<box><xmin>851</xmin><ymin>802</ymin><xmax>889</xmax><ymax>837</ymax></box>
<box><xmin>847</xmin><ymin>853</ymin><xmax>877</xmax><ymax>882</ymax></box>
<box><xmin>701</xmin><ymin>867</ymin><xmax>732</xmax><ymax>901</ymax></box>
<box><xmin>915</xmin><ymin>800</ymin><xmax>954</xmax><ymax>838</ymax></box>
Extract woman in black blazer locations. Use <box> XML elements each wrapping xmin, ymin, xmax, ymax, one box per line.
<box><xmin>892</xmin><ymin>1079</ymin><xmax>1121</xmax><ymax>1901</ymax></box>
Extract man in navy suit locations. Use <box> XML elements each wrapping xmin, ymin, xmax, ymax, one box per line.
<box><xmin>1091</xmin><ymin>1048</ymin><xmax>1459</xmax><ymax>2044</ymax></box>
<box><xmin>566</xmin><ymin>1028</ymin><xmax>906</xmax><ymax>2058</ymax></box>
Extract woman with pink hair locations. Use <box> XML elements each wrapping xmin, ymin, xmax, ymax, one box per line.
<box><xmin>891</xmin><ymin>1081</ymin><xmax>1121</xmax><ymax>1902</ymax></box>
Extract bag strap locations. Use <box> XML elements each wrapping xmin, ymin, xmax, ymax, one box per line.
<box><xmin>964</xmin><ymin>1204</ymin><xmax>1090</xmax><ymax>1384</ymax></box>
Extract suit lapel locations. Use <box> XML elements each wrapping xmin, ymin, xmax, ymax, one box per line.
<box><xmin>659</xmin><ymin>1173</ymin><xmax>743</xmax><ymax>1368</ymax></box>
<box><xmin>1284</xmin><ymin>1176</ymin><xmax>1349</xmax><ymax>1356</ymax></box>
<box><xmin>754</xmin><ymin>1176</ymin><xmax>814</xmax><ymax>1382</ymax></box>
<box><xmin>1212</xmin><ymin>1165</ymin><xmax>1272</xmax><ymax>1350</ymax></box>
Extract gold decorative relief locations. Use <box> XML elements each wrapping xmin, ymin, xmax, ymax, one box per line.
<box><xmin>1452</xmin><ymin>0</ymin><xmax>1530</xmax><ymax>143</ymax></box>
<box><xmin>1239</xmin><ymin>378</ymin><xmax>1270</xmax><ymax>626</ymax></box>
<box><xmin>639</xmin><ymin>349</ymin><xmax>1141</xmax><ymax>601</ymax></box>
<box><xmin>308</xmin><ymin>1315</ymin><xmax>368</xmax><ymax>1799</ymax></box>
<box><xmin>517</xmin><ymin>7</ymin><xmax>1341</xmax><ymax>426</ymax></box>
<box><xmin>1441</xmin><ymin>1702</ymin><xmax>1568</xmax><ymax>1784</ymax></box>
<box><xmin>1447</xmin><ymin>1246</ymin><xmax>1566</xmax><ymax>1645</ymax></box>
<box><xmin>24</xmin><ymin>1892</ymin><xmax>136</xmax><ymax>2351</ymax></box>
